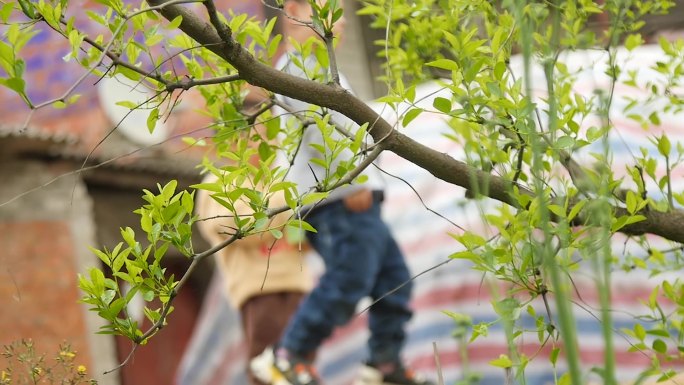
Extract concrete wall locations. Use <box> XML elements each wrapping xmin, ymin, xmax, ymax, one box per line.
<box><xmin>335</xmin><ymin>0</ymin><xmax>376</xmax><ymax>101</ymax></box>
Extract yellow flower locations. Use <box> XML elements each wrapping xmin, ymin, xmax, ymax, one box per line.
<box><xmin>77</xmin><ymin>365</ymin><xmax>87</xmax><ymax>375</ymax></box>
<box><xmin>1</xmin><ymin>370</ymin><xmax>8</xmax><ymax>380</ymax></box>
<box><xmin>60</xmin><ymin>351</ymin><xmax>76</xmax><ymax>359</ymax></box>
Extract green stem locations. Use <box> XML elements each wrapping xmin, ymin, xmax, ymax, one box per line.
<box><xmin>595</xmin><ymin>45</ymin><xmax>619</xmax><ymax>385</ymax></box>
<box><xmin>597</xmin><ymin>217</ymin><xmax>616</xmax><ymax>385</ymax></box>
<box><xmin>513</xmin><ymin>0</ymin><xmax>583</xmax><ymax>383</ymax></box>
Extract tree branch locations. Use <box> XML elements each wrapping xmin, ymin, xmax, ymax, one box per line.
<box><xmin>144</xmin><ymin>0</ymin><xmax>684</xmax><ymax>244</ymax></box>
<box><xmin>21</xmin><ymin>0</ymin><xmax>204</xmax><ymax>130</ymax></box>
<box><xmin>136</xmin><ymin>231</ymin><xmax>241</xmax><ymax>343</ymax></box>
<box><xmin>77</xmin><ymin>30</ymin><xmax>242</xmax><ymax>92</ymax></box>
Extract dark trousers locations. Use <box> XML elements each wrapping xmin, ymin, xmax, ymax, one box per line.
<box><xmin>280</xmin><ymin>198</ymin><xmax>413</xmax><ymax>364</ymax></box>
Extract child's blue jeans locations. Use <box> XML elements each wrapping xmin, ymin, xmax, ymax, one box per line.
<box><xmin>280</xmin><ymin>194</ymin><xmax>413</xmax><ymax>364</ymax></box>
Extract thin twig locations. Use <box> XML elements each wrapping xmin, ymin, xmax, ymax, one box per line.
<box><xmin>167</xmin><ymin>74</ymin><xmax>243</xmax><ymax>91</ymax></box>
<box><xmin>327</xmin><ymin>144</ymin><xmax>385</xmax><ymax>191</ymax></box>
<box><xmin>246</xmin><ymin>99</ymin><xmax>276</xmax><ymax>125</ymax></box>
<box><xmin>0</xmin><ymin>118</ymin><xmax>220</xmax><ymax>209</ymax></box>
<box><xmin>203</xmin><ymin>0</ymin><xmax>232</xmax><ymax>42</ymax></box>
<box><xmin>323</xmin><ymin>30</ymin><xmax>340</xmax><ymax>85</ymax></box>
<box><xmin>70</xmin><ymin>89</ymin><xmax>170</xmax><ymax>205</ymax></box>
<box><xmin>373</xmin><ymin>164</ymin><xmax>465</xmax><ymax>232</ymax></box>
<box><xmin>358</xmin><ymin>258</ymin><xmax>452</xmax><ymax>315</ymax></box>
<box><xmin>103</xmin><ymin>344</ymin><xmax>139</xmax><ymax>374</ymax></box>
<box><xmin>260</xmin><ymin>0</ymin><xmax>317</xmax><ymax>31</ymax></box>
<box><xmin>433</xmin><ymin>342</ymin><xmax>445</xmax><ymax>385</ymax></box>
<box><xmin>21</xmin><ymin>0</ymin><xmax>203</xmax><ymax>130</ymax></box>
<box><xmin>273</xmin><ymin>98</ymin><xmax>368</xmax><ymax>151</ymax></box>
<box><xmin>80</xmin><ymin>28</ymin><xmax>240</xmax><ymax>92</ymax></box>
<box><xmin>135</xmin><ymin>232</ymin><xmax>242</xmax><ymax>344</ymax></box>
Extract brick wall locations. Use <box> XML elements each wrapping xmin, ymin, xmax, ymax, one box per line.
<box><xmin>0</xmin><ymin>159</ymin><xmax>120</xmax><ymax>385</ymax></box>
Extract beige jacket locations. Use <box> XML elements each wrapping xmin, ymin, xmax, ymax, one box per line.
<box><xmin>195</xmin><ymin>175</ymin><xmax>312</xmax><ymax>308</ymax></box>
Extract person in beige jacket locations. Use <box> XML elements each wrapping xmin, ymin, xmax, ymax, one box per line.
<box><xmin>195</xmin><ymin>173</ymin><xmax>313</xmax><ymax>385</ymax></box>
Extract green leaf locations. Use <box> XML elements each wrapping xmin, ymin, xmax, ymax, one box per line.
<box><xmin>652</xmin><ymin>338</ymin><xmax>667</xmax><ymax>354</ymax></box>
<box><xmin>114</xmin><ymin>271</ymin><xmax>133</xmax><ymax>283</ymax></box>
<box><xmin>0</xmin><ymin>77</ymin><xmax>26</xmax><ymax>95</ymax></box>
<box><xmin>659</xmin><ymin>36</ymin><xmax>676</xmax><ymax>56</ymax></box>
<box><xmin>265</xmin><ymin>116</ymin><xmax>281</xmax><ymax>140</ymax></box>
<box><xmin>625</xmin><ymin>190</ymin><xmax>637</xmax><ymax>214</ymax></box>
<box><xmin>166</xmin><ymin>15</ymin><xmax>183</xmax><ymax>30</ymax></box>
<box><xmin>101</xmin><ymin>289</ymin><xmax>116</xmax><ymax>305</ymax></box>
<box><xmin>558</xmin><ymin>373</ymin><xmax>571</xmax><ymax>385</ymax></box>
<box><xmin>402</xmin><ymin>108</ymin><xmax>423</xmax><ymax>127</ymax></box>
<box><xmin>116</xmin><ymin>100</ymin><xmax>138</xmax><ymax>109</ymax></box>
<box><xmin>90</xmin><ymin>246</ymin><xmax>111</xmax><ymax>266</ymax></box>
<box><xmin>147</xmin><ymin>108</ymin><xmax>159</xmax><ymax>133</ymax></box>
<box><xmin>568</xmin><ymin>200</ymin><xmax>586</xmax><ymax>221</ymax></box>
<box><xmin>611</xmin><ymin>214</ymin><xmax>646</xmax><ymax>232</ymax></box>
<box><xmin>112</xmin><ymin>247</ymin><xmax>127</xmax><ymax>273</ymax></box>
<box><xmin>657</xmin><ymin>135</ymin><xmax>671</xmax><ymax>156</ymax></box>
<box><xmin>121</xmin><ymin>227</ymin><xmax>136</xmax><ymax>247</ymax></box>
<box><xmin>191</xmin><ymin>181</ymin><xmax>224</xmax><ymax>193</ymax></box>
<box><xmin>555</xmin><ymin>136</ymin><xmax>575</xmax><ymax>150</ymax></box>
<box><xmin>649</xmin><ymin>112</ymin><xmax>661</xmax><ymax>126</ymax></box>
<box><xmin>493</xmin><ymin>297</ymin><xmax>521</xmax><ymax>321</ymax></box>
<box><xmin>448</xmin><ymin>250</ymin><xmax>480</xmax><ymax>261</ymax></box>
<box><xmin>550</xmin><ymin>347</ymin><xmax>560</xmax><ymax>365</ymax></box>
<box><xmin>68</xmin><ymin>94</ymin><xmax>81</xmax><ymax>104</ymax></box>
<box><xmin>142</xmin><ymin>290</ymin><xmax>155</xmax><ymax>302</ymax></box>
<box><xmin>116</xmin><ymin>65</ymin><xmax>141</xmax><ymax>81</ymax></box>
<box><xmin>110</xmin><ymin>298</ymin><xmax>126</xmax><ymax>316</ymax></box>
<box><xmin>313</xmin><ymin>42</ymin><xmax>329</xmax><ymax>68</ymax></box>
<box><xmin>302</xmin><ymin>192</ymin><xmax>329</xmax><ymax>206</ymax></box>
<box><xmin>634</xmin><ymin>323</ymin><xmax>646</xmax><ymax>341</ymax></box>
<box><xmin>657</xmin><ymin>371</ymin><xmax>677</xmax><ymax>383</ymax></box>
<box><xmin>452</xmin><ymin>232</ymin><xmax>486</xmax><ymax>248</ymax></box>
<box><xmin>433</xmin><ymin>97</ymin><xmax>451</xmax><ymax>114</ymax></box>
<box><xmin>258</xmin><ymin>141</ymin><xmax>273</xmax><ymax>161</ymax></box>
<box><xmin>288</xmin><ymin>219</ymin><xmax>317</xmax><ymax>233</ymax></box>
<box><xmin>646</xmin><ymin>328</ymin><xmax>670</xmax><ymax>337</ymax></box>
<box><xmin>623</xmin><ymin>214</ymin><xmax>646</xmax><ymax>226</ymax></box>
<box><xmin>269</xmin><ymin>228</ymin><xmax>283</xmax><ymax>239</ymax></box>
<box><xmin>494</xmin><ymin>61</ymin><xmax>507</xmax><ymax>80</ymax></box>
<box><xmin>548</xmin><ymin>204</ymin><xmax>565</xmax><ymax>218</ymax></box>
<box><xmin>1</xmin><ymin>3</ymin><xmax>14</xmax><ymax>23</ymax></box>
<box><xmin>426</xmin><ymin>59</ymin><xmax>459</xmax><ymax>71</ymax></box>
<box><xmin>625</xmin><ymin>33</ymin><xmax>642</xmax><ymax>51</ymax></box>
<box><xmin>489</xmin><ymin>354</ymin><xmax>513</xmax><ymax>368</ymax></box>
<box><xmin>90</xmin><ymin>267</ymin><xmax>105</xmax><ymax>292</ymax></box>
<box><xmin>17</xmin><ymin>0</ymin><xmax>37</xmax><ymax>19</ymax></box>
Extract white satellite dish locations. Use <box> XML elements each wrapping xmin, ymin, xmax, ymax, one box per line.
<box><xmin>97</xmin><ymin>74</ymin><xmax>169</xmax><ymax>146</ymax></box>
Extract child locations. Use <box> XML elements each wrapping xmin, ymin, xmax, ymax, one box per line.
<box><xmin>196</xmin><ymin>172</ymin><xmax>313</xmax><ymax>385</ymax></box>
<box><xmin>250</xmin><ymin>1</ymin><xmax>433</xmax><ymax>384</ymax></box>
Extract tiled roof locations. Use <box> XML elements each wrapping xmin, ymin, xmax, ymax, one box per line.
<box><xmin>0</xmin><ymin>125</ymin><xmax>79</xmax><ymax>145</ymax></box>
<box><xmin>0</xmin><ymin>124</ymin><xmax>200</xmax><ymax>179</ymax></box>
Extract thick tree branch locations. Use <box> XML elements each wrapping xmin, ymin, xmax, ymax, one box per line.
<box><xmin>145</xmin><ymin>0</ymin><xmax>684</xmax><ymax>244</ymax></box>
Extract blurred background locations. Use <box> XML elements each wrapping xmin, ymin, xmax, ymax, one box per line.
<box><xmin>2</xmin><ymin>1</ymin><xmax>684</xmax><ymax>385</ymax></box>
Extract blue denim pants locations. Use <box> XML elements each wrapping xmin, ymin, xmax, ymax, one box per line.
<box><xmin>280</xmin><ymin>195</ymin><xmax>413</xmax><ymax>364</ymax></box>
